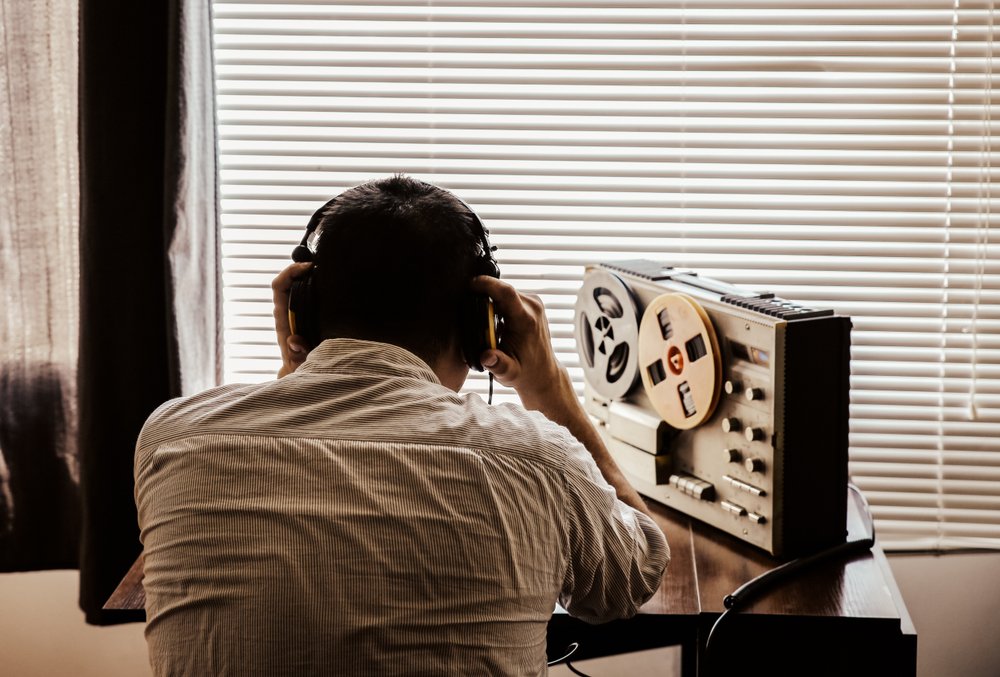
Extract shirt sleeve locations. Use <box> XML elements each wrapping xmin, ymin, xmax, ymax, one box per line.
<box><xmin>557</xmin><ymin>436</ymin><xmax>670</xmax><ymax>624</ymax></box>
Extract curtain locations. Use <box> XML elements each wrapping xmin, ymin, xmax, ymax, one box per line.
<box><xmin>0</xmin><ymin>0</ymin><xmax>81</xmax><ymax>571</ymax></box>
<box><xmin>78</xmin><ymin>0</ymin><xmax>219</xmax><ymax>624</ymax></box>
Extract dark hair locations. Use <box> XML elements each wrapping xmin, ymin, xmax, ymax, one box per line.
<box><xmin>311</xmin><ymin>175</ymin><xmax>487</xmax><ymax>362</ymax></box>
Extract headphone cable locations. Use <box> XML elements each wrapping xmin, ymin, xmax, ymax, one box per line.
<box><xmin>547</xmin><ymin>642</ymin><xmax>592</xmax><ymax>677</ymax></box>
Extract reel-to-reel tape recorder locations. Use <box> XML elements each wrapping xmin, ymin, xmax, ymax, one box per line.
<box><xmin>574</xmin><ymin>261</ymin><xmax>852</xmax><ymax>557</ymax></box>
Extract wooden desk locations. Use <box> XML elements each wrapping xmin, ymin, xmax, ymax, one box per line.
<box><xmin>103</xmin><ymin>552</ymin><xmax>146</xmax><ymax>621</ymax></box>
<box><xmin>106</xmin><ymin>491</ymin><xmax>916</xmax><ymax>676</ymax></box>
<box><xmin>548</xmin><ymin>489</ymin><xmax>916</xmax><ymax>675</ymax></box>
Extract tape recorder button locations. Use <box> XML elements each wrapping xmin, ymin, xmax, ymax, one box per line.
<box><xmin>721</xmin><ymin>500</ymin><xmax>747</xmax><ymax>516</ymax></box>
<box><xmin>691</xmin><ymin>482</ymin><xmax>716</xmax><ymax>501</ymax></box>
<box><xmin>745</xmin><ymin>426</ymin><xmax>766</xmax><ymax>442</ymax></box>
<box><xmin>722</xmin><ymin>417</ymin><xmax>742</xmax><ymax>433</ymax></box>
<box><xmin>745</xmin><ymin>387</ymin><xmax>765</xmax><ymax>401</ymax></box>
<box><xmin>723</xmin><ymin>448</ymin><xmax>742</xmax><ymax>463</ymax></box>
<box><xmin>724</xmin><ymin>379</ymin><xmax>742</xmax><ymax>395</ymax></box>
<box><xmin>745</xmin><ymin>457</ymin><xmax>765</xmax><ymax>474</ymax></box>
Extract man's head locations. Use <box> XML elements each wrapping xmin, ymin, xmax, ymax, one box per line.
<box><xmin>307</xmin><ymin>176</ymin><xmax>494</xmax><ymax>375</ymax></box>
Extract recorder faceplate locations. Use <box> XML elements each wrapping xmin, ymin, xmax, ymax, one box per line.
<box><xmin>575</xmin><ymin>261</ymin><xmax>851</xmax><ymax>558</ymax></box>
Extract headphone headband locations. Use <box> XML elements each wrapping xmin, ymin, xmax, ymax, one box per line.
<box><xmin>292</xmin><ymin>182</ymin><xmax>498</xmax><ymax>279</ymax></box>
<box><xmin>291</xmin><ymin>195</ymin><xmax>341</xmax><ymax>263</ymax></box>
<box><xmin>288</xmin><ymin>178</ymin><xmax>501</xmax><ymax>393</ymax></box>
<box><xmin>449</xmin><ymin>194</ymin><xmax>500</xmax><ymax>280</ymax></box>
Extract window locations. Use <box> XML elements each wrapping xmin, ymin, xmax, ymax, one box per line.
<box><xmin>213</xmin><ymin>1</ymin><xmax>999</xmax><ymax>551</ymax></box>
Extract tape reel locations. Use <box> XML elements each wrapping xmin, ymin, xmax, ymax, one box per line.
<box><xmin>574</xmin><ymin>269</ymin><xmax>641</xmax><ymax>400</ymax></box>
<box><xmin>638</xmin><ymin>293</ymin><xmax>722</xmax><ymax>429</ymax></box>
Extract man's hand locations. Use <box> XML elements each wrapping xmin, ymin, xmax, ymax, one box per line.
<box><xmin>470</xmin><ymin>275</ymin><xmax>653</xmax><ymax>517</ymax></box>
<box><xmin>470</xmin><ymin>276</ymin><xmax>577</xmax><ymax>415</ymax></box>
<box><xmin>272</xmin><ymin>262</ymin><xmax>313</xmax><ymax>378</ymax></box>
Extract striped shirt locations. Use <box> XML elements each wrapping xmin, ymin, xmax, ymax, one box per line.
<box><xmin>134</xmin><ymin>339</ymin><xmax>669</xmax><ymax>676</ymax></box>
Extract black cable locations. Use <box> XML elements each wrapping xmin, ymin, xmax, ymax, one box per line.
<box><xmin>547</xmin><ymin>642</ymin><xmax>579</xmax><ymax>667</ymax></box>
<box><xmin>704</xmin><ymin>605</ymin><xmax>735</xmax><ymax>668</ymax></box>
<box><xmin>704</xmin><ymin>483</ymin><xmax>876</xmax><ymax>670</ymax></box>
<box><xmin>546</xmin><ymin>642</ymin><xmax>592</xmax><ymax>676</ymax></box>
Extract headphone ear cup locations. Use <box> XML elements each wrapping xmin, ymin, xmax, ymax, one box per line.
<box><xmin>288</xmin><ymin>273</ymin><xmax>319</xmax><ymax>347</ymax></box>
<box><xmin>462</xmin><ymin>294</ymin><xmax>495</xmax><ymax>371</ymax></box>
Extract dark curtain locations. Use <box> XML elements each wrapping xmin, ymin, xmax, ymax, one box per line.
<box><xmin>78</xmin><ymin>0</ymin><xmax>220</xmax><ymax>624</ymax></box>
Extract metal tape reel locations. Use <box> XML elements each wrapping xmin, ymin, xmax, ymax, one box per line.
<box><xmin>638</xmin><ymin>293</ymin><xmax>722</xmax><ymax>429</ymax></box>
<box><xmin>573</xmin><ymin>268</ymin><xmax>641</xmax><ymax>400</ymax></box>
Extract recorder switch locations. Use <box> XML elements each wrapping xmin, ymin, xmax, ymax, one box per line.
<box><xmin>721</xmin><ymin>500</ymin><xmax>747</xmax><ymax>516</ymax></box>
<box><xmin>745</xmin><ymin>387</ymin><xmax>765</xmax><ymax>401</ymax></box>
<box><xmin>723</xmin><ymin>475</ymin><xmax>767</xmax><ymax>496</ymax></box>
<box><xmin>722</xmin><ymin>417</ymin><xmax>741</xmax><ymax>434</ymax></box>
<box><xmin>668</xmin><ymin>473</ymin><xmax>716</xmax><ymax>501</ymax></box>
<box><xmin>691</xmin><ymin>482</ymin><xmax>716</xmax><ymax>501</ymax></box>
<box><xmin>745</xmin><ymin>426</ymin><xmax>765</xmax><ymax>442</ymax></box>
<box><xmin>745</xmin><ymin>457</ymin><xmax>765</xmax><ymax>473</ymax></box>
<box><xmin>748</xmin><ymin>512</ymin><xmax>767</xmax><ymax>524</ymax></box>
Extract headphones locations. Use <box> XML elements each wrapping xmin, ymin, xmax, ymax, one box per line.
<box><xmin>287</xmin><ymin>182</ymin><xmax>501</xmax><ymax>372</ymax></box>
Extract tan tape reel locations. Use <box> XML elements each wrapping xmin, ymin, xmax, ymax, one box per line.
<box><xmin>574</xmin><ymin>269</ymin><xmax>641</xmax><ymax>400</ymax></box>
<box><xmin>638</xmin><ymin>293</ymin><xmax>722</xmax><ymax>429</ymax></box>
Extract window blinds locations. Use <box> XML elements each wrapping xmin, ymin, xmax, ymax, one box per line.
<box><xmin>212</xmin><ymin>0</ymin><xmax>998</xmax><ymax>551</ymax></box>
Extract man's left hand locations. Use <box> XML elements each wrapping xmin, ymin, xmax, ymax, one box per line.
<box><xmin>271</xmin><ymin>261</ymin><xmax>313</xmax><ymax>377</ymax></box>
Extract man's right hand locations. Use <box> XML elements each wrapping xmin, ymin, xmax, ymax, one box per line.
<box><xmin>271</xmin><ymin>261</ymin><xmax>313</xmax><ymax>378</ymax></box>
<box><xmin>470</xmin><ymin>275</ymin><xmax>654</xmax><ymax>518</ymax></box>
<box><xmin>469</xmin><ymin>275</ymin><xmax>578</xmax><ymax>416</ymax></box>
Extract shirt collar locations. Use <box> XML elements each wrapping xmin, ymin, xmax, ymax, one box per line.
<box><xmin>294</xmin><ymin>338</ymin><xmax>442</xmax><ymax>385</ymax></box>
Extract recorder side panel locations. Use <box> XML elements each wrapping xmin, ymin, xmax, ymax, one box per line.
<box><xmin>779</xmin><ymin>314</ymin><xmax>852</xmax><ymax>556</ymax></box>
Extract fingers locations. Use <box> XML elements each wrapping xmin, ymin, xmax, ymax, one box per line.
<box><xmin>272</xmin><ymin>262</ymin><xmax>313</xmax><ymax>327</ymax></box>
<box><xmin>277</xmin><ymin>332</ymin><xmax>309</xmax><ymax>378</ymax></box>
<box><xmin>470</xmin><ymin>275</ymin><xmax>532</xmax><ymax>323</ymax></box>
<box><xmin>272</xmin><ymin>262</ymin><xmax>313</xmax><ymax>377</ymax></box>
<box><xmin>479</xmin><ymin>349</ymin><xmax>521</xmax><ymax>387</ymax></box>
<box><xmin>285</xmin><ymin>334</ymin><xmax>309</xmax><ymax>359</ymax></box>
<box><xmin>287</xmin><ymin>335</ymin><xmax>309</xmax><ymax>360</ymax></box>
<box><xmin>271</xmin><ymin>261</ymin><xmax>313</xmax><ymax>292</ymax></box>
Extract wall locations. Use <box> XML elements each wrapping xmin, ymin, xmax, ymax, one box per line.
<box><xmin>0</xmin><ymin>570</ymin><xmax>150</xmax><ymax>677</ymax></box>
<box><xmin>888</xmin><ymin>552</ymin><xmax>1000</xmax><ymax>677</ymax></box>
<box><xmin>1</xmin><ymin>553</ymin><xmax>999</xmax><ymax>676</ymax></box>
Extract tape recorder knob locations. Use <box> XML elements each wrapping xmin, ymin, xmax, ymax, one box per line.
<box><xmin>745</xmin><ymin>426</ymin><xmax>765</xmax><ymax>442</ymax></box>
<box><xmin>723</xmin><ymin>448</ymin><xmax>742</xmax><ymax>464</ymax></box>
<box><xmin>745</xmin><ymin>387</ymin><xmax>765</xmax><ymax>401</ymax></box>
<box><xmin>724</xmin><ymin>379</ymin><xmax>742</xmax><ymax>395</ymax></box>
<box><xmin>721</xmin><ymin>417</ymin><xmax>741</xmax><ymax>433</ymax></box>
<box><xmin>745</xmin><ymin>457</ymin><xmax>765</xmax><ymax>474</ymax></box>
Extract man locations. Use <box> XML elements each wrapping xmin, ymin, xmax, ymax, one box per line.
<box><xmin>134</xmin><ymin>176</ymin><xmax>668</xmax><ymax>676</ymax></box>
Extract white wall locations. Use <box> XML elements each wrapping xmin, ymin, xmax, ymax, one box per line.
<box><xmin>1</xmin><ymin>553</ymin><xmax>998</xmax><ymax>676</ymax></box>
<box><xmin>889</xmin><ymin>552</ymin><xmax>1000</xmax><ymax>677</ymax></box>
<box><xmin>0</xmin><ymin>570</ymin><xmax>150</xmax><ymax>677</ymax></box>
